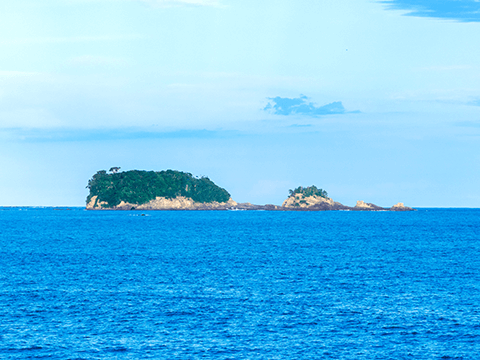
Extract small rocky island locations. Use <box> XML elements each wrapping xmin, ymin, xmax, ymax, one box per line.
<box><xmin>276</xmin><ymin>186</ymin><xmax>413</xmax><ymax>211</ymax></box>
<box><xmin>86</xmin><ymin>169</ymin><xmax>413</xmax><ymax>211</ymax></box>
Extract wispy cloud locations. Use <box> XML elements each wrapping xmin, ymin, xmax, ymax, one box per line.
<box><xmin>264</xmin><ymin>95</ymin><xmax>358</xmax><ymax>117</ymax></box>
<box><xmin>455</xmin><ymin>121</ymin><xmax>480</xmax><ymax>128</ymax></box>
<box><xmin>431</xmin><ymin>97</ymin><xmax>480</xmax><ymax>107</ymax></box>
<box><xmin>0</xmin><ymin>71</ymin><xmax>39</xmax><ymax>78</ymax></box>
<box><xmin>65</xmin><ymin>0</ymin><xmax>223</xmax><ymax>6</ymax></box>
<box><xmin>0</xmin><ymin>109</ymin><xmax>63</xmax><ymax>129</ymax></box>
<box><xmin>418</xmin><ymin>65</ymin><xmax>474</xmax><ymax>71</ymax></box>
<box><xmin>289</xmin><ymin>124</ymin><xmax>313</xmax><ymax>128</ymax></box>
<box><xmin>0</xmin><ymin>35</ymin><xmax>141</xmax><ymax>46</ymax></box>
<box><xmin>1</xmin><ymin>127</ymin><xmax>239</xmax><ymax>142</ymax></box>
<box><xmin>467</xmin><ymin>98</ymin><xmax>480</xmax><ymax>106</ymax></box>
<box><xmin>378</xmin><ymin>0</ymin><xmax>480</xmax><ymax>22</ymax></box>
<box><xmin>136</xmin><ymin>0</ymin><xmax>224</xmax><ymax>7</ymax></box>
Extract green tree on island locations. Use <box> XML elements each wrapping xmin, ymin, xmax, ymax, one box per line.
<box><xmin>288</xmin><ymin>185</ymin><xmax>328</xmax><ymax>198</ymax></box>
<box><xmin>86</xmin><ymin>169</ymin><xmax>231</xmax><ymax>207</ymax></box>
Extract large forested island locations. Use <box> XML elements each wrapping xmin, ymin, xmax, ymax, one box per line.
<box><xmin>86</xmin><ymin>169</ymin><xmax>413</xmax><ymax>211</ymax></box>
<box><xmin>86</xmin><ymin>168</ymin><xmax>236</xmax><ymax>210</ymax></box>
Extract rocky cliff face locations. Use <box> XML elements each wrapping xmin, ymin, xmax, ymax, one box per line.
<box><xmin>86</xmin><ymin>193</ymin><xmax>414</xmax><ymax>212</ymax></box>
<box><xmin>353</xmin><ymin>200</ymin><xmax>385</xmax><ymax>211</ymax></box>
<box><xmin>281</xmin><ymin>193</ymin><xmax>349</xmax><ymax>210</ymax></box>
<box><xmin>283</xmin><ymin>194</ymin><xmax>333</xmax><ymax>208</ymax></box>
<box><xmin>389</xmin><ymin>202</ymin><xmax>414</xmax><ymax>211</ymax></box>
<box><xmin>279</xmin><ymin>194</ymin><xmax>414</xmax><ymax>211</ymax></box>
<box><xmin>86</xmin><ymin>195</ymin><xmax>238</xmax><ymax>210</ymax></box>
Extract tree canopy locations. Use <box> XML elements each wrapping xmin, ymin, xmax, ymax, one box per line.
<box><xmin>288</xmin><ymin>185</ymin><xmax>328</xmax><ymax>198</ymax></box>
<box><xmin>86</xmin><ymin>169</ymin><xmax>231</xmax><ymax>207</ymax></box>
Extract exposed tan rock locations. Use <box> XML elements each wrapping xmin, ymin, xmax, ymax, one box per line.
<box><xmin>86</xmin><ymin>196</ymin><xmax>96</xmax><ymax>209</ymax></box>
<box><xmin>282</xmin><ymin>194</ymin><xmax>335</xmax><ymax>208</ymax></box>
<box><xmin>86</xmin><ymin>196</ymin><xmax>237</xmax><ymax>210</ymax></box>
<box><xmin>353</xmin><ymin>200</ymin><xmax>386</xmax><ymax>211</ymax></box>
<box><xmin>390</xmin><ymin>202</ymin><xmax>413</xmax><ymax>211</ymax></box>
<box><xmin>87</xmin><ymin>193</ymin><xmax>414</xmax><ymax>212</ymax></box>
<box><xmin>86</xmin><ymin>195</ymin><xmax>108</xmax><ymax>210</ymax></box>
<box><xmin>354</xmin><ymin>200</ymin><xmax>374</xmax><ymax>209</ymax></box>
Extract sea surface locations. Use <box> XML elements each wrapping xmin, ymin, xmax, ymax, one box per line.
<box><xmin>0</xmin><ymin>208</ymin><xmax>479</xmax><ymax>359</ymax></box>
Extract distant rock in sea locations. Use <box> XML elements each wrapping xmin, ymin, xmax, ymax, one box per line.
<box><xmin>389</xmin><ymin>202</ymin><xmax>414</xmax><ymax>211</ymax></box>
<box><xmin>279</xmin><ymin>186</ymin><xmax>414</xmax><ymax>211</ymax></box>
<box><xmin>281</xmin><ymin>191</ymin><xmax>348</xmax><ymax>211</ymax></box>
<box><xmin>353</xmin><ymin>200</ymin><xmax>385</xmax><ymax>211</ymax></box>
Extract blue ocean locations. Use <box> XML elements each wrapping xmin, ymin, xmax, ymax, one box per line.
<box><xmin>1</xmin><ymin>208</ymin><xmax>479</xmax><ymax>359</ymax></box>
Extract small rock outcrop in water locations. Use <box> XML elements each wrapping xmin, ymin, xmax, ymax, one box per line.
<box><xmin>281</xmin><ymin>193</ymin><xmax>349</xmax><ymax>211</ymax></box>
<box><xmin>279</xmin><ymin>185</ymin><xmax>347</xmax><ymax>211</ymax></box>
<box><xmin>353</xmin><ymin>200</ymin><xmax>385</xmax><ymax>211</ymax></box>
<box><xmin>389</xmin><ymin>202</ymin><xmax>414</xmax><ymax>211</ymax></box>
<box><xmin>279</xmin><ymin>186</ymin><xmax>414</xmax><ymax>211</ymax></box>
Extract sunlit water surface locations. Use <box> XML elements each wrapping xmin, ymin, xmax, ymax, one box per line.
<box><xmin>1</xmin><ymin>208</ymin><xmax>479</xmax><ymax>359</ymax></box>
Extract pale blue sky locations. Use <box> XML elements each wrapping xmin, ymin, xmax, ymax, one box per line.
<box><xmin>1</xmin><ymin>0</ymin><xmax>479</xmax><ymax>206</ymax></box>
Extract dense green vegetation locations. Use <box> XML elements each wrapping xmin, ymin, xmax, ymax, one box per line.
<box><xmin>288</xmin><ymin>185</ymin><xmax>328</xmax><ymax>198</ymax></box>
<box><xmin>86</xmin><ymin>169</ymin><xmax>231</xmax><ymax>207</ymax></box>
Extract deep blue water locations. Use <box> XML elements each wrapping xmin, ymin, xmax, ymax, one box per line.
<box><xmin>0</xmin><ymin>208</ymin><xmax>479</xmax><ymax>359</ymax></box>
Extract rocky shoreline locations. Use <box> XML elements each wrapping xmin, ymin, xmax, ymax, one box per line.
<box><xmin>86</xmin><ymin>194</ymin><xmax>414</xmax><ymax>211</ymax></box>
<box><xmin>230</xmin><ymin>201</ymin><xmax>413</xmax><ymax>212</ymax></box>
